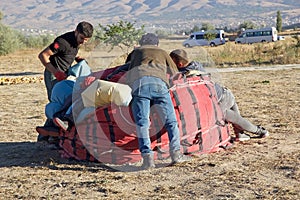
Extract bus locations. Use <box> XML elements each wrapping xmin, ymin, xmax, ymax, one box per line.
<box><xmin>235</xmin><ymin>27</ymin><xmax>278</xmax><ymax>44</ymax></box>
<box><xmin>182</xmin><ymin>30</ymin><xmax>226</xmax><ymax>47</ymax></box>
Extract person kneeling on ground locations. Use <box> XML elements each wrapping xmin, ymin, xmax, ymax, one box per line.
<box><xmin>169</xmin><ymin>49</ymin><xmax>269</xmax><ymax>141</ymax></box>
<box><xmin>37</xmin><ymin>21</ymin><xmax>94</xmax><ymax>144</ymax></box>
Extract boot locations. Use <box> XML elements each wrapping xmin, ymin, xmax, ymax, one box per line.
<box><xmin>256</xmin><ymin>126</ymin><xmax>269</xmax><ymax>138</ymax></box>
<box><xmin>170</xmin><ymin>150</ymin><xmax>192</xmax><ymax>165</ymax></box>
<box><xmin>141</xmin><ymin>153</ymin><xmax>155</xmax><ymax>170</ymax></box>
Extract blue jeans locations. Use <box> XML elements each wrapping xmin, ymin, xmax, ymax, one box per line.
<box><xmin>131</xmin><ymin>76</ymin><xmax>181</xmax><ymax>155</ymax></box>
<box><xmin>43</xmin><ymin>69</ymin><xmax>59</xmax><ymax>128</ymax></box>
<box><xmin>44</xmin><ymin>69</ymin><xmax>59</xmax><ymax>102</ymax></box>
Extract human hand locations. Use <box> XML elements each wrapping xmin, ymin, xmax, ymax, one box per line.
<box><xmin>54</xmin><ymin>71</ymin><xmax>67</xmax><ymax>81</ymax></box>
<box><xmin>75</xmin><ymin>56</ymin><xmax>85</xmax><ymax>63</ymax></box>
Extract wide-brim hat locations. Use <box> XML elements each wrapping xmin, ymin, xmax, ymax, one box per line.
<box><xmin>170</xmin><ymin>49</ymin><xmax>189</xmax><ymax>63</ymax></box>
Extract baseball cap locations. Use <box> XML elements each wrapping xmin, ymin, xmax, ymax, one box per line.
<box><xmin>139</xmin><ymin>33</ymin><xmax>159</xmax><ymax>46</ymax></box>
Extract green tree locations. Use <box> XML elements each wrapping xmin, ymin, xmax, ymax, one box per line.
<box><xmin>191</xmin><ymin>25</ymin><xmax>201</xmax><ymax>32</ymax></box>
<box><xmin>18</xmin><ymin>34</ymin><xmax>55</xmax><ymax>49</ymax></box>
<box><xmin>276</xmin><ymin>10</ymin><xmax>282</xmax><ymax>32</ymax></box>
<box><xmin>201</xmin><ymin>23</ymin><xmax>215</xmax><ymax>31</ymax></box>
<box><xmin>155</xmin><ymin>29</ymin><xmax>169</xmax><ymax>38</ymax></box>
<box><xmin>204</xmin><ymin>31</ymin><xmax>217</xmax><ymax>46</ymax></box>
<box><xmin>239</xmin><ymin>21</ymin><xmax>257</xmax><ymax>30</ymax></box>
<box><xmin>95</xmin><ymin>20</ymin><xmax>145</xmax><ymax>53</ymax></box>
<box><xmin>0</xmin><ymin>24</ymin><xmax>22</xmax><ymax>55</ymax></box>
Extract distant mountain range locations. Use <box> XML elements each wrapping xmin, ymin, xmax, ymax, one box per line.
<box><xmin>0</xmin><ymin>0</ymin><xmax>299</xmax><ymax>33</ymax></box>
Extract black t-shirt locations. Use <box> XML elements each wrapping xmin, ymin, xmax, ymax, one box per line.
<box><xmin>49</xmin><ymin>31</ymin><xmax>79</xmax><ymax>72</ymax></box>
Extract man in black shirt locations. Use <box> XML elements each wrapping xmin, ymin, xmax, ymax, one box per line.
<box><xmin>36</xmin><ymin>21</ymin><xmax>93</xmax><ymax>143</ymax></box>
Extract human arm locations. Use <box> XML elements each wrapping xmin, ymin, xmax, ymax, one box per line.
<box><xmin>38</xmin><ymin>46</ymin><xmax>58</xmax><ymax>74</ymax></box>
<box><xmin>38</xmin><ymin>47</ymin><xmax>67</xmax><ymax>80</ymax></box>
<box><xmin>166</xmin><ymin>53</ymin><xmax>179</xmax><ymax>76</ymax></box>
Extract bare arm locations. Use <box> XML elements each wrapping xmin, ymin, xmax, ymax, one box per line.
<box><xmin>38</xmin><ymin>47</ymin><xmax>59</xmax><ymax>74</ymax></box>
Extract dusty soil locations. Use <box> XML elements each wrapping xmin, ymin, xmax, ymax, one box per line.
<box><xmin>0</xmin><ymin>47</ymin><xmax>299</xmax><ymax>200</ymax></box>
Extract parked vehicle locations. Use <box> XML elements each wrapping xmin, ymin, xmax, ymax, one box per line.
<box><xmin>183</xmin><ymin>30</ymin><xmax>226</xmax><ymax>47</ymax></box>
<box><xmin>235</xmin><ymin>27</ymin><xmax>278</xmax><ymax>44</ymax></box>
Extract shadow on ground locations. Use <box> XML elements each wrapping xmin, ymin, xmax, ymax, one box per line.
<box><xmin>0</xmin><ymin>142</ymin><xmax>116</xmax><ymax>172</ymax></box>
<box><xmin>0</xmin><ymin>72</ymin><xmax>42</xmax><ymax>77</ymax></box>
<box><xmin>0</xmin><ymin>142</ymin><xmax>183</xmax><ymax>172</ymax></box>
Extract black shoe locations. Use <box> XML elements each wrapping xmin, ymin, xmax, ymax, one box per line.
<box><xmin>256</xmin><ymin>126</ymin><xmax>269</xmax><ymax>138</ymax></box>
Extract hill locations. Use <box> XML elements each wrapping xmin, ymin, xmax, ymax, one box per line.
<box><xmin>0</xmin><ymin>0</ymin><xmax>300</xmax><ymax>33</ymax></box>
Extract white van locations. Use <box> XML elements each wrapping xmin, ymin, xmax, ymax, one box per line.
<box><xmin>183</xmin><ymin>30</ymin><xmax>226</xmax><ymax>47</ymax></box>
<box><xmin>235</xmin><ymin>27</ymin><xmax>278</xmax><ymax>44</ymax></box>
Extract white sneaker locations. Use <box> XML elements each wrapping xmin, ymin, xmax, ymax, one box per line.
<box><xmin>53</xmin><ymin>117</ymin><xmax>69</xmax><ymax>131</ymax></box>
<box><xmin>235</xmin><ymin>132</ymin><xmax>251</xmax><ymax>142</ymax></box>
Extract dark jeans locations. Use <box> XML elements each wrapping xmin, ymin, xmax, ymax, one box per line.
<box><xmin>44</xmin><ymin>69</ymin><xmax>59</xmax><ymax>101</ymax></box>
<box><xmin>37</xmin><ymin>70</ymin><xmax>59</xmax><ymax>141</ymax></box>
<box><xmin>131</xmin><ymin>76</ymin><xmax>181</xmax><ymax>155</ymax></box>
<box><xmin>43</xmin><ymin>69</ymin><xmax>59</xmax><ymax>127</ymax></box>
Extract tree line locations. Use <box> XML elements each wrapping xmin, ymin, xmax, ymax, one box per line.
<box><xmin>187</xmin><ymin>11</ymin><xmax>282</xmax><ymax>34</ymax></box>
<box><xmin>0</xmin><ymin>10</ymin><xmax>285</xmax><ymax>56</ymax></box>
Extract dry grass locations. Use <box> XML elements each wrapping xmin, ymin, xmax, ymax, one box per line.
<box><xmin>205</xmin><ymin>37</ymin><xmax>300</xmax><ymax>67</ymax></box>
<box><xmin>1</xmin><ymin>37</ymin><xmax>298</xmax><ymax>74</ymax></box>
<box><xmin>0</xmin><ymin>40</ymin><xmax>299</xmax><ymax>199</ymax></box>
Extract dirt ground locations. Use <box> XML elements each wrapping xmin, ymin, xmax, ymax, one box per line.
<box><xmin>0</xmin><ymin>47</ymin><xmax>299</xmax><ymax>200</ymax></box>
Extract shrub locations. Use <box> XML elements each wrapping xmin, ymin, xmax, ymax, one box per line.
<box><xmin>0</xmin><ymin>23</ymin><xmax>55</xmax><ymax>55</ymax></box>
<box><xmin>95</xmin><ymin>20</ymin><xmax>145</xmax><ymax>53</ymax></box>
<box><xmin>18</xmin><ymin>34</ymin><xmax>55</xmax><ymax>49</ymax></box>
<box><xmin>0</xmin><ymin>24</ymin><xmax>22</xmax><ymax>55</ymax></box>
